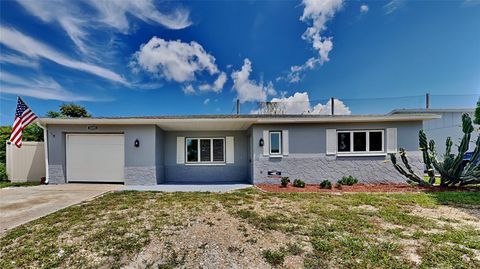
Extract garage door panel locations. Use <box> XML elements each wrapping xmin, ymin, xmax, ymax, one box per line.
<box><xmin>66</xmin><ymin>134</ymin><xmax>124</xmax><ymax>183</ymax></box>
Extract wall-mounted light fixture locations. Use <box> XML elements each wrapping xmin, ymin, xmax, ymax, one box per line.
<box><xmin>259</xmin><ymin>138</ymin><xmax>264</xmax><ymax>147</ymax></box>
<box><xmin>134</xmin><ymin>139</ymin><xmax>140</xmax><ymax>148</ymax></box>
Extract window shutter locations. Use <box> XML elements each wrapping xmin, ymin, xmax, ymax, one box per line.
<box><xmin>176</xmin><ymin>137</ymin><xmax>185</xmax><ymax>164</ymax></box>
<box><xmin>282</xmin><ymin>130</ymin><xmax>289</xmax><ymax>156</ymax></box>
<box><xmin>226</xmin><ymin>136</ymin><xmax>234</xmax><ymax>164</ymax></box>
<box><xmin>386</xmin><ymin>128</ymin><xmax>397</xmax><ymax>153</ymax></box>
<box><xmin>326</xmin><ymin>129</ymin><xmax>337</xmax><ymax>155</ymax></box>
<box><xmin>263</xmin><ymin>130</ymin><xmax>269</xmax><ymax>156</ymax></box>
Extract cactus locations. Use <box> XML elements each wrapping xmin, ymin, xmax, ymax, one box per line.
<box><xmin>460</xmin><ymin>135</ymin><xmax>480</xmax><ymax>185</ymax></box>
<box><xmin>428</xmin><ymin>113</ymin><xmax>476</xmax><ymax>186</ymax></box>
<box><xmin>419</xmin><ymin>130</ymin><xmax>436</xmax><ymax>184</ymax></box>
<box><xmin>391</xmin><ymin>113</ymin><xmax>479</xmax><ymax>187</ymax></box>
<box><xmin>390</xmin><ymin>149</ymin><xmax>430</xmax><ymax>186</ymax></box>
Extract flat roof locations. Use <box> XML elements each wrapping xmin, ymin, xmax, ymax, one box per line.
<box><xmin>389</xmin><ymin>108</ymin><xmax>474</xmax><ymax>114</ymax></box>
<box><xmin>38</xmin><ymin>113</ymin><xmax>440</xmax><ymax>131</ymax></box>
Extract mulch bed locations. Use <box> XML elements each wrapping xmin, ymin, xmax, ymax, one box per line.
<box><xmin>256</xmin><ymin>183</ymin><xmax>480</xmax><ymax>193</ymax></box>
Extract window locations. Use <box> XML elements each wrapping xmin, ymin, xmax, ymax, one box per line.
<box><xmin>186</xmin><ymin>138</ymin><xmax>225</xmax><ymax>163</ymax></box>
<box><xmin>270</xmin><ymin>131</ymin><xmax>282</xmax><ymax>155</ymax></box>
<box><xmin>337</xmin><ymin>130</ymin><xmax>384</xmax><ymax>154</ymax></box>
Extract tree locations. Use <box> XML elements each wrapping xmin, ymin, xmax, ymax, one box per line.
<box><xmin>59</xmin><ymin>104</ymin><xmax>91</xmax><ymax>118</ymax></box>
<box><xmin>46</xmin><ymin>104</ymin><xmax>91</xmax><ymax>118</ymax></box>
<box><xmin>475</xmin><ymin>98</ymin><xmax>480</xmax><ymax>125</ymax></box>
<box><xmin>46</xmin><ymin>111</ymin><xmax>61</xmax><ymax>118</ymax></box>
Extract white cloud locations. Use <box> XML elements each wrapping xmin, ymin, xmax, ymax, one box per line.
<box><xmin>0</xmin><ymin>26</ymin><xmax>127</xmax><ymax>84</ymax></box>
<box><xmin>383</xmin><ymin>0</ymin><xmax>405</xmax><ymax>15</ymax></box>
<box><xmin>286</xmin><ymin>0</ymin><xmax>344</xmax><ymax>83</ymax></box>
<box><xmin>198</xmin><ymin>72</ymin><xmax>227</xmax><ymax>93</ymax></box>
<box><xmin>312</xmin><ymin>98</ymin><xmax>351</xmax><ymax>115</ymax></box>
<box><xmin>182</xmin><ymin>84</ymin><xmax>195</xmax><ymax>95</ymax></box>
<box><xmin>203</xmin><ymin>98</ymin><xmax>210</xmax><ymax>105</ymax></box>
<box><xmin>17</xmin><ymin>0</ymin><xmax>191</xmax><ymax>54</ymax></box>
<box><xmin>132</xmin><ymin>37</ymin><xmax>220</xmax><ymax>85</ymax></box>
<box><xmin>0</xmin><ymin>52</ymin><xmax>38</xmax><ymax>68</ymax></box>
<box><xmin>252</xmin><ymin>92</ymin><xmax>351</xmax><ymax>115</ymax></box>
<box><xmin>231</xmin><ymin>58</ymin><xmax>276</xmax><ymax>103</ymax></box>
<box><xmin>0</xmin><ymin>72</ymin><xmax>94</xmax><ymax>101</ymax></box>
<box><xmin>360</xmin><ymin>4</ymin><xmax>369</xmax><ymax>13</ymax></box>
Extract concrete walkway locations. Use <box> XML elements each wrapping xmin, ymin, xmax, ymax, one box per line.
<box><xmin>121</xmin><ymin>183</ymin><xmax>252</xmax><ymax>192</ymax></box>
<box><xmin>0</xmin><ymin>183</ymin><xmax>121</xmax><ymax>233</ymax></box>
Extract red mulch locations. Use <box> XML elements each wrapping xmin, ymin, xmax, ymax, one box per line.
<box><xmin>255</xmin><ymin>183</ymin><xmax>480</xmax><ymax>193</ymax></box>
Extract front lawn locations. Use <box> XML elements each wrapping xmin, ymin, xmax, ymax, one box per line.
<box><xmin>0</xmin><ymin>188</ymin><xmax>479</xmax><ymax>268</ymax></box>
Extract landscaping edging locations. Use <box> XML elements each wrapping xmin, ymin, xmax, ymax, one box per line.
<box><xmin>256</xmin><ymin>183</ymin><xmax>480</xmax><ymax>193</ymax></box>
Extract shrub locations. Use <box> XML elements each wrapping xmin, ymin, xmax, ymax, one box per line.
<box><xmin>337</xmin><ymin>175</ymin><xmax>358</xmax><ymax>186</ymax></box>
<box><xmin>0</xmin><ymin>162</ymin><xmax>8</xmax><ymax>181</ymax></box>
<box><xmin>319</xmin><ymin>180</ymin><xmax>332</xmax><ymax>189</ymax></box>
<box><xmin>262</xmin><ymin>249</ymin><xmax>285</xmax><ymax>267</ymax></box>
<box><xmin>293</xmin><ymin>179</ymin><xmax>305</xmax><ymax>188</ymax></box>
<box><xmin>280</xmin><ymin>176</ymin><xmax>290</xmax><ymax>187</ymax></box>
<box><xmin>335</xmin><ymin>183</ymin><xmax>342</xmax><ymax>189</ymax></box>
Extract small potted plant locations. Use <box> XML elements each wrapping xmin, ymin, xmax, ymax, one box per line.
<box><xmin>280</xmin><ymin>176</ymin><xmax>290</xmax><ymax>187</ymax></box>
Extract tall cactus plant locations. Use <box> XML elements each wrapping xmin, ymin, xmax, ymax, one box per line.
<box><xmin>391</xmin><ymin>113</ymin><xmax>479</xmax><ymax>187</ymax></box>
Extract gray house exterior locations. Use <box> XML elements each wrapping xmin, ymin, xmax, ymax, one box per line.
<box><xmin>391</xmin><ymin>109</ymin><xmax>478</xmax><ymax>155</ymax></box>
<box><xmin>40</xmin><ymin>113</ymin><xmax>438</xmax><ymax>185</ymax></box>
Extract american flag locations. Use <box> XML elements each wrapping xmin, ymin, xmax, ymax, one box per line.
<box><xmin>10</xmin><ymin>97</ymin><xmax>38</xmax><ymax>148</ymax></box>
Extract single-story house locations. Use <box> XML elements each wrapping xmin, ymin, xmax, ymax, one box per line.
<box><xmin>38</xmin><ymin>113</ymin><xmax>439</xmax><ymax>185</ymax></box>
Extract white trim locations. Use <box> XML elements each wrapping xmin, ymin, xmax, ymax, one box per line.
<box><xmin>326</xmin><ymin>129</ymin><xmax>337</xmax><ymax>155</ymax></box>
<box><xmin>176</xmin><ymin>137</ymin><xmax>185</xmax><ymax>164</ymax></box>
<box><xmin>185</xmin><ymin>137</ymin><xmax>225</xmax><ymax>164</ymax></box>
<box><xmin>336</xmin><ymin>130</ymin><xmax>385</xmax><ymax>155</ymax></box>
<box><xmin>282</xmin><ymin>130</ymin><xmax>289</xmax><ymax>156</ymax></box>
<box><xmin>263</xmin><ymin>130</ymin><xmax>269</xmax><ymax>156</ymax></box>
<box><xmin>226</xmin><ymin>136</ymin><xmax>234</xmax><ymax>164</ymax></box>
<box><xmin>36</xmin><ymin>122</ymin><xmax>49</xmax><ymax>184</ymax></box>
<box><xmin>337</xmin><ymin>153</ymin><xmax>387</xmax><ymax>157</ymax></box>
<box><xmin>269</xmin><ymin>131</ymin><xmax>282</xmax><ymax>155</ymax></box>
<box><xmin>386</xmin><ymin>128</ymin><xmax>398</xmax><ymax>153</ymax></box>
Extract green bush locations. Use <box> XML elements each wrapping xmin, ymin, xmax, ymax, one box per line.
<box><xmin>0</xmin><ymin>162</ymin><xmax>8</xmax><ymax>181</ymax></box>
<box><xmin>293</xmin><ymin>179</ymin><xmax>305</xmax><ymax>188</ymax></box>
<box><xmin>337</xmin><ymin>176</ymin><xmax>358</xmax><ymax>186</ymax></box>
<box><xmin>320</xmin><ymin>180</ymin><xmax>332</xmax><ymax>189</ymax></box>
<box><xmin>280</xmin><ymin>176</ymin><xmax>290</xmax><ymax>187</ymax></box>
<box><xmin>262</xmin><ymin>249</ymin><xmax>285</xmax><ymax>267</ymax></box>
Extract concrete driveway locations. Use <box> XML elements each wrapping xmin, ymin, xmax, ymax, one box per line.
<box><xmin>0</xmin><ymin>184</ymin><xmax>121</xmax><ymax>233</ymax></box>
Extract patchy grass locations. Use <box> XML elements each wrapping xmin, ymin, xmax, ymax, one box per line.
<box><xmin>0</xmin><ymin>181</ymin><xmax>41</xmax><ymax>189</ymax></box>
<box><xmin>0</xmin><ymin>189</ymin><xmax>479</xmax><ymax>268</ymax></box>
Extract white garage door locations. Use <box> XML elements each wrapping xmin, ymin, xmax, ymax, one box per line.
<box><xmin>66</xmin><ymin>134</ymin><xmax>124</xmax><ymax>183</ymax></box>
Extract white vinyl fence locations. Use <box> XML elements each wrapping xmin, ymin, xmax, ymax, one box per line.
<box><xmin>6</xmin><ymin>142</ymin><xmax>45</xmax><ymax>182</ymax></box>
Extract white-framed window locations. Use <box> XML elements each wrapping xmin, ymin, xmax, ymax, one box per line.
<box><xmin>269</xmin><ymin>131</ymin><xmax>282</xmax><ymax>155</ymax></box>
<box><xmin>337</xmin><ymin>130</ymin><xmax>384</xmax><ymax>154</ymax></box>
<box><xmin>186</xmin><ymin>138</ymin><xmax>225</xmax><ymax>164</ymax></box>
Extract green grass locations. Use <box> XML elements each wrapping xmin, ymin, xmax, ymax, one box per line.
<box><xmin>0</xmin><ymin>189</ymin><xmax>479</xmax><ymax>268</ymax></box>
<box><xmin>0</xmin><ymin>181</ymin><xmax>41</xmax><ymax>188</ymax></box>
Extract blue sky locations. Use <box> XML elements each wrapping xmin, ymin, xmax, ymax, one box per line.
<box><xmin>0</xmin><ymin>0</ymin><xmax>479</xmax><ymax>124</ymax></box>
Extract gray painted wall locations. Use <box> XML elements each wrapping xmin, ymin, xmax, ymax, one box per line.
<box><xmin>155</xmin><ymin>126</ymin><xmax>165</xmax><ymax>184</ymax></box>
<box><xmin>46</xmin><ymin>124</ymin><xmax>159</xmax><ymax>185</ymax></box>
<box><xmin>423</xmin><ymin>111</ymin><xmax>479</xmax><ymax>155</ymax></box>
<box><xmin>251</xmin><ymin>121</ymin><xmax>424</xmax><ymax>184</ymax></box>
<box><xmin>163</xmin><ymin>131</ymin><xmax>249</xmax><ymax>183</ymax></box>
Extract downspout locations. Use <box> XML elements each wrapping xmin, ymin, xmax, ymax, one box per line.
<box><xmin>36</xmin><ymin>121</ymin><xmax>49</xmax><ymax>184</ymax></box>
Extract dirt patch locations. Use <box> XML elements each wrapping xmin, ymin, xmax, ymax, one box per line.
<box><xmin>256</xmin><ymin>184</ymin><xmax>480</xmax><ymax>193</ymax></box>
<box><xmin>411</xmin><ymin>206</ymin><xmax>480</xmax><ymax>229</ymax></box>
<box><xmin>124</xmin><ymin>205</ymin><xmax>298</xmax><ymax>269</ymax></box>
